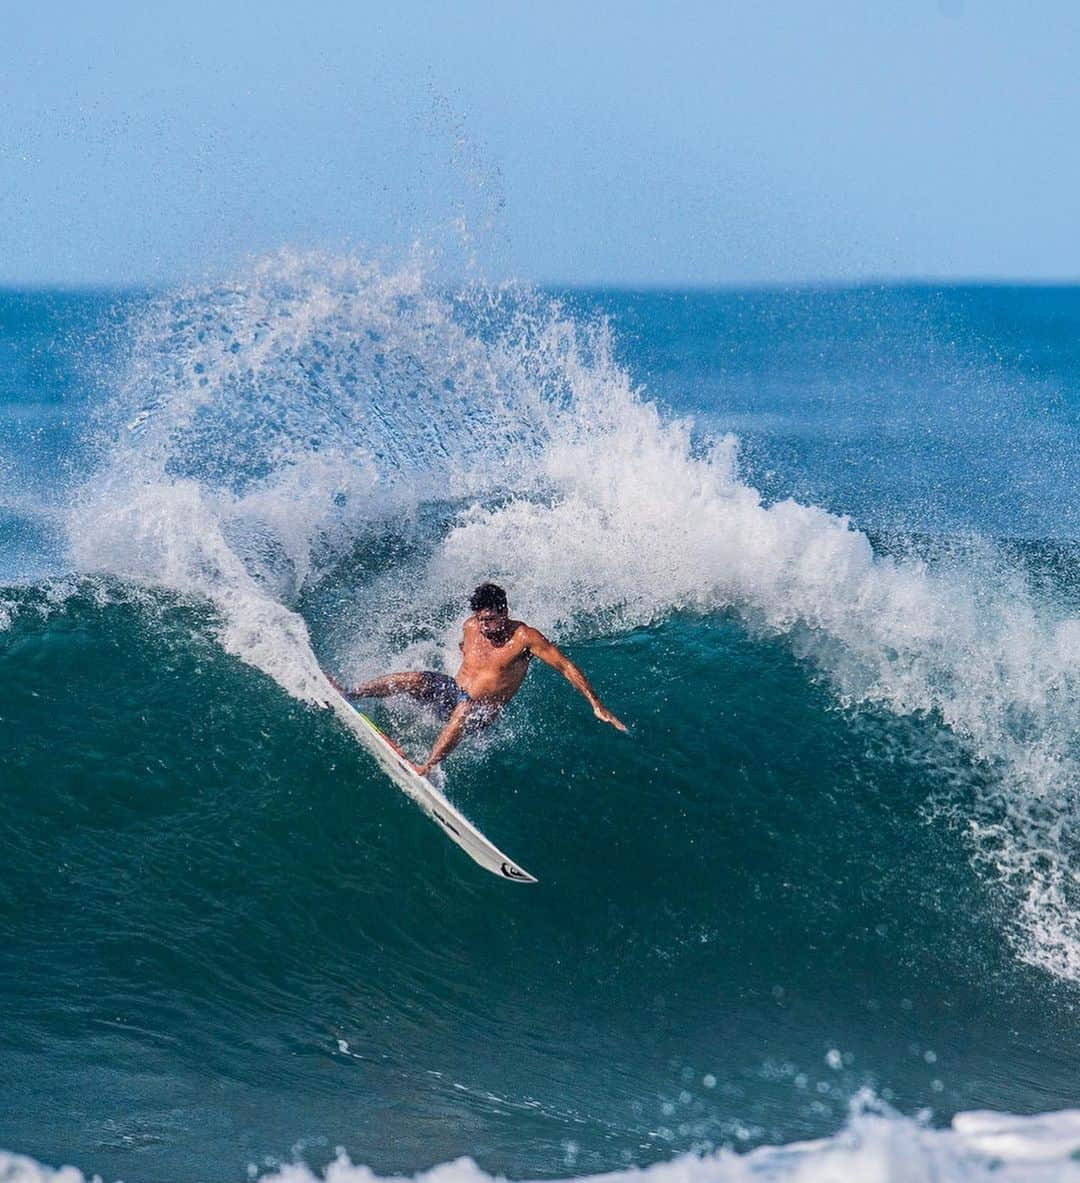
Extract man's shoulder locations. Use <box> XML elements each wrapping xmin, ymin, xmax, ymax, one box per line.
<box><xmin>516</xmin><ymin>622</ymin><xmax>549</xmax><ymax>647</ymax></box>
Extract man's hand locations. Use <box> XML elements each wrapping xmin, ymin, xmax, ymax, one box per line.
<box><xmin>593</xmin><ymin>703</ymin><xmax>627</xmax><ymax>732</ymax></box>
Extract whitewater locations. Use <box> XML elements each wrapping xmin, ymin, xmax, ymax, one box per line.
<box><xmin>7</xmin><ymin>1104</ymin><xmax>1080</xmax><ymax>1183</ymax></box>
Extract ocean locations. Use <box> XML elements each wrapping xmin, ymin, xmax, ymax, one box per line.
<box><xmin>3</xmin><ymin>256</ymin><xmax>1080</xmax><ymax>1181</ymax></box>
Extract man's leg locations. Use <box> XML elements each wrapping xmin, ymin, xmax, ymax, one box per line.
<box><xmin>334</xmin><ymin>670</ymin><xmax>470</xmax><ymax>726</ymax></box>
<box><xmin>416</xmin><ymin>700</ymin><xmax>501</xmax><ymax>777</ymax></box>
<box><xmin>416</xmin><ymin>701</ymin><xmax>475</xmax><ymax>777</ymax></box>
<box><xmin>345</xmin><ymin>671</ymin><xmax>439</xmax><ymax>700</ymax></box>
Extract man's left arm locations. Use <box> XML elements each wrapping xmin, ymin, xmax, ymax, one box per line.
<box><xmin>524</xmin><ymin>628</ymin><xmax>627</xmax><ymax>732</ymax></box>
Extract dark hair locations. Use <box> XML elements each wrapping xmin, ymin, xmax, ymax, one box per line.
<box><xmin>470</xmin><ymin>582</ymin><xmax>507</xmax><ymax>613</ymax></box>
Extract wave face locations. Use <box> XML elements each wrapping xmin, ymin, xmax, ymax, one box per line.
<box><xmin>2</xmin><ymin>268</ymin><xmax>1080</xmax><ymax>1182</ymax></box>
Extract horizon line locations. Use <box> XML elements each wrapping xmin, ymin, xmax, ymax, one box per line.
<box><xmin>3</xmin><ymin>274</ymin><xmax>1080</xmax><ymax>296</ymax></box>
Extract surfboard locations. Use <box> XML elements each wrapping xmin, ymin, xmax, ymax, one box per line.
<box><xmin>325</xmin><ymin>683</ymin><xmax>537</xmax><ymax>884</ymax></box>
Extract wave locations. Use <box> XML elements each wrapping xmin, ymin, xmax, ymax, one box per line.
<box><xmin>7</xmin><ymin>1099</ymin><xmax>1080</xmax><ymax>1183</ymax></box>
<box><xmin>51</xmin><ymin>249</ymin><xmax>1080</xmax><ymax>982</ymax></box>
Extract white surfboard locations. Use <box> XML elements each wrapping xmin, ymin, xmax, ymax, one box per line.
<box><xmin>326</xmin><ymin>683</ymin><xmax>537</xmax><ymax>883</ymax></box>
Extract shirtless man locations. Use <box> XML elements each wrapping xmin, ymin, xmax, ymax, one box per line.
<box><xmin>339</xmin><ymin>582</ymin><xmax>626</xmax><ymax>776</ymax></box>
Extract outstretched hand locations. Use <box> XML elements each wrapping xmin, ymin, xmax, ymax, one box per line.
<box><xmin>594</xmin><ymin>704</ymin><xmax>628</xmax><ymax>732</ymax></box>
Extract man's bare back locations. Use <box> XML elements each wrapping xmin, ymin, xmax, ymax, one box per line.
<box><xmin>338</xmin><ymin>582</ymin><xmax>626</xmax><ymax>777</ymax></box>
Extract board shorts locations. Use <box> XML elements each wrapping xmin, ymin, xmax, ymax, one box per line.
<box><xmin>416</xmin><ymin>672</ymin><xmax>501</xmax><ymax>730</ymax></box>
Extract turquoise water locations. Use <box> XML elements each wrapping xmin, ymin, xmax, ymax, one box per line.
<box><xmin>3</xmin><ymin>264</ymin><xmax>1080</xmax><ymax>1182</ymax></box>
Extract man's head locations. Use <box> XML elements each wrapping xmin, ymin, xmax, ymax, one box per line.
<box><xmin>470</xmin><ymin>582</ymin><xmax>509</xmax><ymax>638</ymax></box>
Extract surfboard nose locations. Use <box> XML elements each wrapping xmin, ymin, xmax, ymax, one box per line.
<box><xmin>329</xmin><ymin>683</ymin><xmax>537</xmax><ymax>883</ymax></box>
<box><xmin>501</xmin><ymin>861</ymin><xmax>538</xmax><ymax>884</ymax></box>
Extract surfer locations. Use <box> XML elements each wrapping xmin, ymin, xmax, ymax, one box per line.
<box><xmin>336</xmin><ymin>582</ymin><xmax>626</xmax><ymax>775</ymax></box>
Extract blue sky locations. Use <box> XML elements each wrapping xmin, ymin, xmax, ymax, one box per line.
<box><xmin>2</xmin><ymin>1</ymin><xmax>1079</xmax><ymax>285</ymax></box>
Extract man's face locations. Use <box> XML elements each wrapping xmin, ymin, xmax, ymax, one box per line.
<box><xmin>476</xmin><ymin>606</ymin><xmax>509</xmax><ymax>639</ymax></box>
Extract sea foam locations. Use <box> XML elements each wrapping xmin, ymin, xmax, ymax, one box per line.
<box><xmin>7</xmin><ymin>1101</ymin><xmax>1080</xmax><ymax>1183</ymax></box>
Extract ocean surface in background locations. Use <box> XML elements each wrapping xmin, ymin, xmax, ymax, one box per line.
<box><xmin>3</xmin><ymin>263</ymin><xmax>1080</xmax><ymax>1182</ymax></box>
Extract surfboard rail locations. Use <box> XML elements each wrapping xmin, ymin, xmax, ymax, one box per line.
<box><xmin>325</xmin><ymin>683</ymin><xmax>537</xmax><ymax>883</ymax></box>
